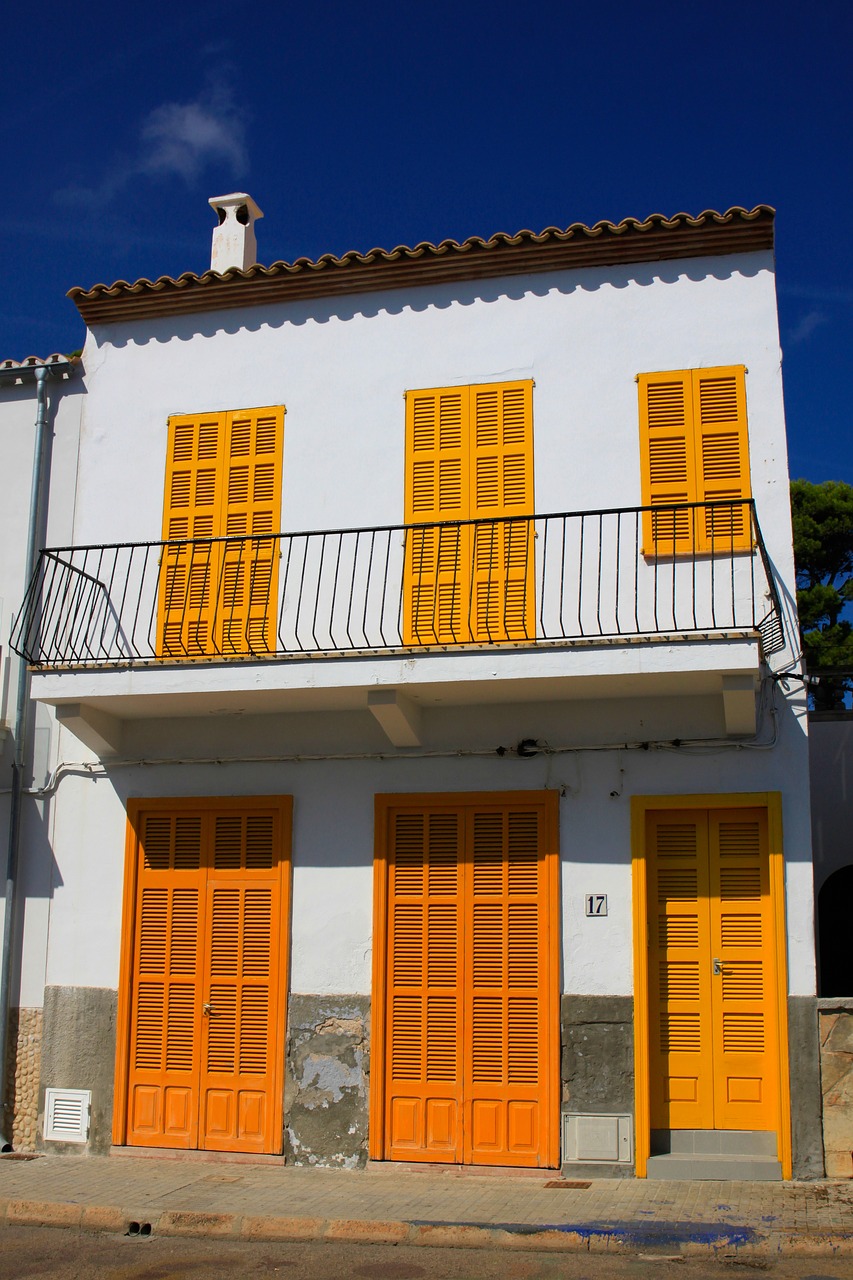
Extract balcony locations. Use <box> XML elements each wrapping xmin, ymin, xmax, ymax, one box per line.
<box><xmin>13</xmin><ymin>502</ymin><xmax>783</xmax><ymax>741</ymax></box>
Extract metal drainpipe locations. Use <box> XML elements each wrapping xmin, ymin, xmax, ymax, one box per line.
<box><xmin>0</xmin><ymin>365</ymin><xmax>51</xmax><ymax>1150</ymax></box>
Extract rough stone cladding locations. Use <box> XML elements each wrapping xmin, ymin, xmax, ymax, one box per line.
<box><xmin>283</xmin><ymin>995</ymin><xmax>370</xmax><ymax>1168</ymax></box>
<box><xmin>3</xmin><ymin>1007</ymin><xmax>43</xmax><ymax>1152</ymax></box>
<box><xmin>819</xmin><ymin>1009</ymin><xmax>853</xmax><ymax>1178</ymax></box>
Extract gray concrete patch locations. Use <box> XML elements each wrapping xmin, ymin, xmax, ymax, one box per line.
<box><xmin>560</xmin><ymin>995</ymin><xmax>634</xmax><ymax>1178</ymax></box>
<box><xmin>37</xmin><ymin>986</ymin><xmax>117</xmax><ymax>1156</ymax></box>
<box><xmin>283</xmin><ymin>994</ymin><xmax>370</xmax><ymax>1168</ymax></box>
<box><xmin>789</xmin><ymin>995</ymin><xmax>825</xmax><ymax>1179</ymax></box>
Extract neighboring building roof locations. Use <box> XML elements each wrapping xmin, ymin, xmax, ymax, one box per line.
<box><xmin>0</xmin><ymin>354</ymin><xmax>78</xmax><ymax>384</ymax></box>
<box><xmin>68</xmin><ymin>205</ymin><xmax>774</xmax><ymax>327</ymax></box>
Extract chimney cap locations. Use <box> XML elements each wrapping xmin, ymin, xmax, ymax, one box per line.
<box><xmin>208</xmin><ymin>192</ymin><xmax>264</xmax><ymax>221</ymax></box>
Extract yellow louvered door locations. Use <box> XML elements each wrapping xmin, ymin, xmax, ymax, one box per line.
<box><xmin>647</xmin><ymin>807</ymin><xmax>779</xmax><ymax>1134</ymax></box>
<box><xmin>693</xmin><ymin>368</ymin><xmax>751</xmax><ymax>553</ymax></box>
<box><xmin>470</xmin><ymin>383</ymin><xmax>535</xmax><ymax>641</ymax></box>
<box><xmin>648</xmin><ymin>811</ymin><xmax>714</xmax><ymax>1129</ymax></box>
<box><xmin>386</xmin><ymin>809</ymin><xmax>464</xmax><ymax>1161</ymax></box>
<box><xmin>199</xmin><ymin>809</ymin><xmax>284</xmax><ymax>1153</ymax></box>
<box><xmin>381</xmin><ymin>795</ymin><xmax>556</xmax><ymax>1168</ymax></box>
<box><xmin>127</xmin><ymin>811</ymin><xmax>205</xmax><ymax>1148</ymax></box>
<box><xmin>404</xmin><ymin>388</ymin><xmax>471</xmax><ymax>644</ymax></box>
<box><xmin>465</xmin><ymin>806</ymin><xmax>548</xmax><ymax>1166</ymax></box>
<box><xmin>638</xmin><ymin>373</ymin><xmax>698</xmax><ymax>556</ymax></box>
<box><xmin>709</xmin><ymin>809</ymin><xmax>779</xmax><ymax>1130</ymax></box>
<box><xmin>160</xmin><ymin>414</ymin><xmax>226</xmax><ymax>656</ymax></box>
<box><xmin>217</xmin><ymin>408</ymin><xmax>285</xmax><ymax>655</ymax></box>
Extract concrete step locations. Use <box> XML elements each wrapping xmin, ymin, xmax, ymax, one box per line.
<box><xmin>646</xmin><ymin>1152</ymin><xmax>783</xmax><ymax>1181</ymax></box>
<box><xmin>650</xmin><ymin>1129</ymin><xmax>778</xmax><ymax>1157</ymax></box>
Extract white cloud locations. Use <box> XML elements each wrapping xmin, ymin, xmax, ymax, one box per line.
<box><xmin>56</xmin><ymin>73</ymin><xmax>247</xmax><ymax>206</ymax></box>
<box><xmin>787</xmin><ymin>308</ymin><xmax>828</xmax><ymax>347</ymax></box>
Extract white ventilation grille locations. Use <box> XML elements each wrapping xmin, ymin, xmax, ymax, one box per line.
<box><xmin>44</xmin><ymin>1089</ymin><xmax>91</xmax><ymax>1143</ymax></box>
<box><xmin>562</xmin><ymin>1112</ymin><xmax>633</xmax><ymax>1163</ymax></box>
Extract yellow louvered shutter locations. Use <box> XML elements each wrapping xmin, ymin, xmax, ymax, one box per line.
<box><xmin>638</xmin><ymin>372</ymin><xmax>698</xmax><ymax>555</ymax></box>
<box><xmin>159</xmin><ymin>407</ymin><xmax>284</xmax><ymax>657</ymax></box>
<box><xmin>160</xmin><ymin>413</ymin><xmax>226</xmax><ymax>656</ymax></box>
<box><xmin>638</xmin><ymin>367</ymin><xmax>751</xmax><ymax>555</ymax></box>
<box><xmin>381</xmin><ymin>795</ymin><xmax>555</xmax><ymax>1168</ymax></box>
<box><xmin>218</xmin><ymin>407</ymin><xmax>285</xmax><ymax>655</ymax></box>
<box><xmin>403</xmin><ymin>382</ymin><xmax>534</xmax><ymax>644</ymax></box>
<box><xmin>470</xmin><ymin>383</ymin><xmax>535</xmax><ymax>641</ymax></box>
<box><xmin>127</xmin><ymin>812</ymin><xmax>205</xmax><ymax>1148</ymax></box>
<box><xmin>693</xmin><ymin>368</ymin><xmax>751</xmax><ymax>552</ymax></box>
<box><xmin>464</xmin><ymin>805</ymin><xmax>547</xmax><ymax>1165</ymax></box>
<box><xmin>199</xmin><ymin>810</ymin><xmax>283</xmax><ymax>1153</ymax></box>
<box><xmin>646</xmin><ymin>807</ymin><xmax>781</xmax><ymax>1135</ymax></box>
<box><xmin>386</xmin><ymin>809</ymin><xmax>464</xmax><ymax>1161</ymax></box>
<box><xmin>404</xmin><ymin>388</ymin><xmax>470</xmax><ymax>643</ymax></box>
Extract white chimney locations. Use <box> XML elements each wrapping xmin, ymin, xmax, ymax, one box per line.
<box><xmin>208</xmin><ymin>193</ymin><xmax>264</xmax><ymax>272</ymax></box>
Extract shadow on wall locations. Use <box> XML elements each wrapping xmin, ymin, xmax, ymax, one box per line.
<box><xmin>96</xmin><ymin>258</ymin><xmax>762</xmax><ymax>350</ymax></box>
<box><xmin>817</xmin><ymin>865</ymin><xmax>853</xmax><ymax>997</ymax></box>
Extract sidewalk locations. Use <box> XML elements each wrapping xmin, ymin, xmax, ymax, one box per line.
<box><xmin>0</xmin><ymin>1153</ymin><xmax>851</xmax><ymax>1256</ymax></box>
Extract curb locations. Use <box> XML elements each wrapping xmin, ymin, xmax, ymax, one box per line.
<box><xmin>1</xmin><ymin>1199</ymin><xmax>852</xmax><ymax>1256</ymax></box>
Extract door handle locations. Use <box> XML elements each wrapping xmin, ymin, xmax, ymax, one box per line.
<box><xmin>713</xmin><ymin>958</ymin><xmax>723</xmax><ymax>976</ymax></box>
<box><xmin>203</xmin><ymin>1002</ymin><xmax>212</xmax><ymax>1015</ymax></box>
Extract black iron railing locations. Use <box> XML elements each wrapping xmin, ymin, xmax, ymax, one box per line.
<box><xmin>11</xmin><ymin>501</ymin><xmax>784</xmax><ymax>668</ymax></box>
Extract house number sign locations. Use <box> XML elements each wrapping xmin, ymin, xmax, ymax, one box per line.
<box><xmin>585</xmin><ymin>894</ymin><xmax>608</xmax><ymax>917</ymax></box>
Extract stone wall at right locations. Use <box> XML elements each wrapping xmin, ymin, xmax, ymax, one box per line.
<box><xmin>818</xmin><ymin>1002</ymin><xmax>853</xmax><ymax>1179</ymax></box>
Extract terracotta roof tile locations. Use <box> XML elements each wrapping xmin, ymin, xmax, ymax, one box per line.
<box><xmin>68</xmin><ymin>206</ymin><xmax>775</xmax><ymax>326</ymax></box>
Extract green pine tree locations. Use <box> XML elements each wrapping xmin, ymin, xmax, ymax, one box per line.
<box><xmin>790</xmin><ymin>479</ymin><xmax>853</xmax><ymax>711</ymax></box>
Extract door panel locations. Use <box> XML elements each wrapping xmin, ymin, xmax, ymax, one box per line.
<box><xmin>124</xmin><ymin>801</ymin><xmax>288</xmax><ymax>1154</ymax></box>
<box><xmin>382</xmin><ymin>796</ymin><xmax>555</xmax><ymax>1168</ymax></box>
<box><xmin>646</xmin><ymin>806</ymin><xmax>779</xmax><ymax>1133</ymax></box>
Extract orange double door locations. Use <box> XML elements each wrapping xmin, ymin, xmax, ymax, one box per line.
<box><xmin>115</xmin><ymin>798</ymin><xmax>291</xmax><ymax>1154</ymax></box>
<box><xmin>646</xmin><ymin>806</ymin><xmax>783</xmax><ymax>1134</ymax></box>
<box><xmin>373</xmin><ymin>793</ymin><xmax>560</xmax><ymax>1169</ymax></box>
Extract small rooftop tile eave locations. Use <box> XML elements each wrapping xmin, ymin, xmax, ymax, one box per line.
<box><xmin>67</xmin><ymin>206</ymin><xmax>775</xmax><ymax>326</ymax></box>
<box><xmin>0</xmin><ymin>353</ymin><xmax>80</xmax><ymax>383</ymax></box>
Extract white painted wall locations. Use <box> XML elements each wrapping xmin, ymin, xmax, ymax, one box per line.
<box><xmin>42</xmin><ymin>678</ymin><xmax>815</xmax><ymax>1001</ymax></box>
<box><xmin>72</xmin><ymin>251</ymin><xmax>798</xmax><ymax>666</ymax></box>
<box><xmin>0</xmin><ymin>373</ymin><xmax>84</xmax><ymax>1007</ymax></box>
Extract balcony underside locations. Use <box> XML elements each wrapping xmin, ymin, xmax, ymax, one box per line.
<box><xmin>31</xmin><ymin>635</ymin><xmax>761</xmax><ymax>754</ymax></box>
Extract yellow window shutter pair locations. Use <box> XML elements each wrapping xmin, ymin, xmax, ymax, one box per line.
<box><xmin>638</xmin><ymin>367</ymin><xmax>751</xmax><ymax>555</ymax></box>
<box><xmin>159</xmin><ymin>407</ymin><xmax>285</xmax><ymax>657</ymax></box>
<box><xmin>403</xmin><ymin>382</ymin><xmax>535</xmax><ymax>645</ymax></box>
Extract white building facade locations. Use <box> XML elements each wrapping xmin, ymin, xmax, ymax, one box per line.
<box><xmin>3</xmin><ymin>204</ymin><xmax>823</xmax><ymax>1178</ymax></box>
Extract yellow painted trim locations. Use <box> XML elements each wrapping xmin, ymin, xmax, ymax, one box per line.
<box><xmin>630</xmin><ymin>791</ymin><xmax>792</xmax><ymax>1179</ymax></box>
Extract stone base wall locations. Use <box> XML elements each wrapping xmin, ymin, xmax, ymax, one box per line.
<box><xmin>3</xmin><ymin>1007</ymin><xmax>43</xmax><ymax>1152</ymax></box>
<box><xmin>283</xmin><ymin>995</ymin><xmax>370</xmax><ymax>1168</ymax></box>
<box><xmin>819</xmin><ymin>1004</ymin><xmax>853</xmax><ymax>1179</ymax></box>
<box><xmin>38</xmin><ymin>986</ymin><xmax>118</xmax><ymax>1155</ymax></box>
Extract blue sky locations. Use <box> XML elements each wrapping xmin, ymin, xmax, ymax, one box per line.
<box><xmin>2</xmin><ymin>0</ymin><xmax>850</xmax><ymax>484</ymax></box>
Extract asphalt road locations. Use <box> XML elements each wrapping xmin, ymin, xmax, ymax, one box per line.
<box><xmin>0</xmin><ymin>1224</ymin><xmax>848</xmax><ymax>1280</ymax></box>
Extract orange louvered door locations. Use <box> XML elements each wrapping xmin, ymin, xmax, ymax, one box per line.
<box><xmin>386</xmin><ymin>809</ymin><xmax>464</xmax><ymax>1161</ymax></box>
<box><xmin>638</xmin><ymin>372</ymin><xmax>698</xmax><ymax>555</ymax></box>
<box><xmin>127</xmin><ymin>812</ymin><xmax>205</xmax><ymax>1147</ymax></box>
<box><xmin>404</xmin><ymin>388</ymin><xmax>472</xmax><ymax>644</ymax></box>
<box><xmin>709</xmin><ymin>809</ymin><xmax>779</xmax><ymax>1130</ymax></box>
<box><xmin>647</xmin><ymin>808</ymin><xmax>779</xmax><ymax>1132</ymax></box>
<box><xmin>217</xmin><ymin>408</ymin><xmax>284</xmax><ymax>655</ymax></box>
<box><xmin>160</xmin><ymin>414</ymin><xmax>226</xmax><ymax>657</ymax></box>
<box><xmin>199</xmin><ymin>810</ymin><xmax>283</xmax><ymax>1152</ymax></box>
<box><xmin>693</xmin><ymin>369</ymin><xmax>751</xmax><ymax>553</ymax></box>
<box><xmin>125</xmin><ymin>801</ymin><xmax>288</xmax><ymax>1154</ymax></box>
<box><xmin>470</xmin><ymin>384</ymin><xmax>534</xmax><ymax>642</ymax></box>
<box><xmin>465</xmin><ymin>806</ymin><xmax>548</xmax><ymax>1165</ymax></box>
<box><xmin>647</xmin><ymin>811</ymin><xmax>714</xmax><ymax>1129</ymax></box>
<box><xmin>383</xmin><ymin>797</ymin><xmax>554</xmax><ymax>1167</ymax></box>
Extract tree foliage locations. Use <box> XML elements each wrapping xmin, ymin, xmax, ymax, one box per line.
<box><xmin>790</xmin><ymin>479</ymin><xmax>853</xmax><ymax>710</ymax></box>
